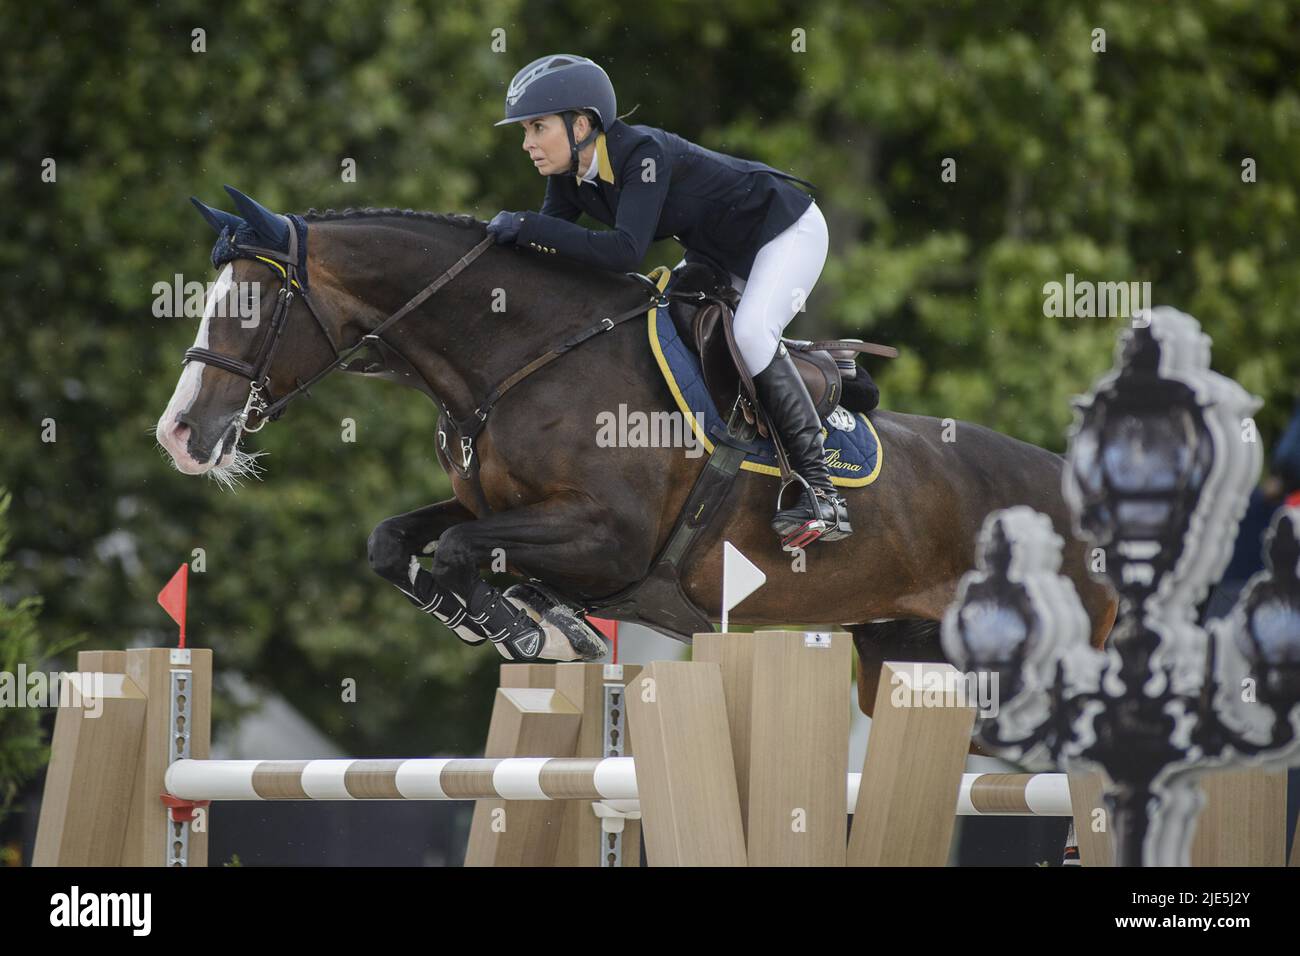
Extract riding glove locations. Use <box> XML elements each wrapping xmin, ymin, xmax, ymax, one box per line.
<box><xmin>487</xmin><ymin>210</ymin><xmax>527</xmax><ymax>245</ymax></box>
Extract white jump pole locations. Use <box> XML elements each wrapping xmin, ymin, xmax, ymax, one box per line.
<box><xmin>167</xmin><ymin>758</ymin><xmax>1071</xmax><ymax>817</ymax></box>
<box><xmin>165</xmin><ymin>756</ymin><xmax>639</xmax><ymax>802</ymax></box>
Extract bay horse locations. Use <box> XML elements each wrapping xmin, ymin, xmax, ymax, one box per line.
<box><xmin>156</xmin><ymin>187</ymin><xmax>1116</xmax><ymax>717</ymax></box>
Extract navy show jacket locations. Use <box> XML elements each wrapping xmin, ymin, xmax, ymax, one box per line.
<box><xmin>515</xmin><ymin>118</ymin><xmax>816</xmax><ymax>280</ymax></box>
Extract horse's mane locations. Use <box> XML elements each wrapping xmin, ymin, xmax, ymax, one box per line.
<box><xmin>301</xmin><ymin>207</ymin><xmax>484</xmax><ymax>231</ymax></box>
<box><xmin>299</xmin><ymin>206</ymin><xmax>642</xmax><ymax>294</ymax></box>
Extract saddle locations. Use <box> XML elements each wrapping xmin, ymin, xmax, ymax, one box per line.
<box><xmin>664</xmin><ymin>262</ymin><xmax>891</xmax><ymax>437</ymax></box>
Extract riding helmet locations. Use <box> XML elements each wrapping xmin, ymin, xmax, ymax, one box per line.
<box><xmin>495</xmin><ymin>54</ymin><xmax>616</xmax><ymax>175</ymax></box>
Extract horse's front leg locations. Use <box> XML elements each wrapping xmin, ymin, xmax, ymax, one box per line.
<box><xmin>428</xmin><ymin>492</ymin><xmax>642</xmax><ymax>663</ymax></box>
<box><xmin>366</xmin><ymin>498</ymin><xmax>492</xmax><ymax>647</ymax></box>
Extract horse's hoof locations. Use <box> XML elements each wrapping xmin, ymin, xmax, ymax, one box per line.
<box><xmin>502</xmin><ymin>582</ymin><xmax>608</xmax><ymax>662</ymax></box>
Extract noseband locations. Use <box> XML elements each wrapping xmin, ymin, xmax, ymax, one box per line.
<box><xmin>182</xmin><ymin>216</ymin><xmax>494</xmax><ymax>433</ymax></box>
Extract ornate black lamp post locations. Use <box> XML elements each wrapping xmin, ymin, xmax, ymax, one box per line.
<box><xmin>941</xmin><ymin>307</ymin><xmax>1300</xmax><ymax>866</ymax></box>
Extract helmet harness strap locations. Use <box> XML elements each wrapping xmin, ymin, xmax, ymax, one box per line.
<box><xmin>563</xmin><ymin>110</ymin><xmax>600</xmax><ymax>176</ymax></box>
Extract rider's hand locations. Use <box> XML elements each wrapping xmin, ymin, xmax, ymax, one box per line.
<box><xmin>486</xmin><ymin>210</ymin><xmax>526</xmax><ymax>245</ymax></box>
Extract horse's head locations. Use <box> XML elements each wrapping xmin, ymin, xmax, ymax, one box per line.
<box><xmin>155</xmin><ymin>186</ymin><xmax>337</xmax><ymax>484</ymax></box>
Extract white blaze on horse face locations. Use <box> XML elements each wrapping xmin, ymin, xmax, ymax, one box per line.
<box><xmin>155</xmin><ymin>265</ymin><xmax>234</xmax><ymax>471</ymax></box>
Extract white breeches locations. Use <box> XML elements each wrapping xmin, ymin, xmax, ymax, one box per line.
<box><xmin>677</xmin><ymin>200</ymin><xmax>829</xmax><ymax>376</ymax></box>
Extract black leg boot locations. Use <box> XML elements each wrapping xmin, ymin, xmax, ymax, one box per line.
<box><xmin>752</xmin><ymin>343</ymin><xmax>853</xmax><ymax>550</ymax></box>
<box><xmin>465</xmin><ymin>579</ymin><xmax>546</xmax><ymax>661</ymax></box>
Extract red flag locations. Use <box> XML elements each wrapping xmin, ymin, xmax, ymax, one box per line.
<box><xmin>157</xmin><ymin>563</ymin><xmax>189</xmax><ymax>648</ymax></box>
<box><xmin>587</xmin><ymin>616</ymin><xmax>618</xmax><ymax>663</ymax></box>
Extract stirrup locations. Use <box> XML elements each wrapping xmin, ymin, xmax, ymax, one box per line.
<box><xmin>810</xmin><ymin>486</ymin><xmax>852</xmax><ymax>543</ymax></box>
<box><xmin>772</xmin><ymin>475</ymin><xmax>851</xmax><ymax>551</ymax></box>
<box><xmin>773</xmin><ymin>474</ymin><xmax>828</xmax><ymax>551</ymax></box>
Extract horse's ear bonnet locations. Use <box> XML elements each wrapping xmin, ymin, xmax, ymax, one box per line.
<box><xmin>190</xmin><ymin>185</ymin><xmax>309</xmax><ymax>287</ymax></box>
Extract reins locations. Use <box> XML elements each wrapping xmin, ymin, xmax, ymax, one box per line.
<box><xmin>182</xmin><ymin>221</ymin><xmax>681</xmax><ymax>463</ymax></box>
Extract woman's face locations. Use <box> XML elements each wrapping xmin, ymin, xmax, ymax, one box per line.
<box><xmin>520</xmin><ymin>113</ymin><xmax>591</xmax><ymax>176</ymax></box>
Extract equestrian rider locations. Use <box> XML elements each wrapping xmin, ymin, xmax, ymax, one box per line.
<box><xmin>486</xmin><ymin>54</ymin><xmax>852</xmax><ymax>549</ymax></box>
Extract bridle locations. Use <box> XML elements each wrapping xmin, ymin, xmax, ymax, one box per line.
<box><xmin>183</xmin><ymin>216</ymin><xmax>494</xmax><ymax>433</ymax></box>
<box><xmin>180</xmin><ymin>213</ymin><xmax>686</xmax><ymax>506</ymax></box>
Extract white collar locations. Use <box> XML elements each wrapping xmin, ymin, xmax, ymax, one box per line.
<box><xmin>579</xmin><ymin>145</ymin><xmax>600</xmax><ymax>185</ymax></box>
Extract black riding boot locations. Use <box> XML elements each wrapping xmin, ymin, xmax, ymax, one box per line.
<box><xmin>752</xmin><ymin>343</ymin><xmax>853</xmax><ymax>550</ymax></box>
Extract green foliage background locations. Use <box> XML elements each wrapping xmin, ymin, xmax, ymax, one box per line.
<box><xmin>2</xmin><ymin>1</ymin><xmax>1297</xmax><ymax>803</ymax></box>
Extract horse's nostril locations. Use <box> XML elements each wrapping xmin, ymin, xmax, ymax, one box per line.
<box><xmin>173</xmin><ymin>422</ymin><xmax>191</xmax><ymax>444</ymax></box>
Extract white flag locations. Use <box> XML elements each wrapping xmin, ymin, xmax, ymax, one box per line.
<box><xmin>721</xmin><ymin>540</ymin><xmax>766</xmax><ymax>632</ymax></box>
